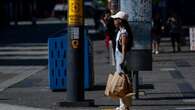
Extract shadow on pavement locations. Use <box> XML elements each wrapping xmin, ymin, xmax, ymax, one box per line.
<box><xmin>88</xmin><ymin>85</ymin><xmax>106</xmax><ymax>91</ymax></box>
<box><xmin>0</xmin><ymin>59</ymin><xmax>48</xmax><ymax>66</ymax></box>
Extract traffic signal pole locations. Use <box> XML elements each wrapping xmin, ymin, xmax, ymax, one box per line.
<box><xmin>67</xmin><ymin>0</ymin><xmax>84</xmax><ymax>102</ymax></box>
<box><xmin>59</xmin><ymin>0</ymin><xmax>93</xmax><ymax>107</ymax></box>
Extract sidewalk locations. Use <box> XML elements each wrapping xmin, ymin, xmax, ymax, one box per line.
<box><xmin>0</xmin><ymin>103</ymin><xmax>48</xmax><ymax>110</ymax></box>
<box><xmin>0</xmin><ymin>39</ymin><xmax>195</xmax><ymax>110</ymax></box>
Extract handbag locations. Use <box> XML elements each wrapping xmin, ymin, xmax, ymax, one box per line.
<box><xmin>105</xmin><ymin>73</ymin><xmax>115</xmax><ymax>97</ymax></box>
<box><xmin>105</xmin><ymin>72</ymin><xmax>134</xmax><ymax>98</ymax></box>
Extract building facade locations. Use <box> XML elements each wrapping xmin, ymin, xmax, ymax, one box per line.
<box><xmin>154</xmin><ymin>0</ymin><xmax>195</xmax><ymax>25</ymax></box>
<box><xmin>0</xmin><ymin>0</ymin><xmax>65</xmax><ymax>25</ymax></box>
<box><xmin>0</xmin><ymin>0</ymin><xmax>195</xmax><ymax>27</ymax></box>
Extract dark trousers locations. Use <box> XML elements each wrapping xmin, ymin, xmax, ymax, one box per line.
<box><xmin>170</xmin><ymin>33</ymin><xmax>181</xmax><ymax>52</ymax></box>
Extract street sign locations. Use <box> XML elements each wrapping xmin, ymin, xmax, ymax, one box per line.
<box><xmin>70</xmin><ymin>27</ymin><xmax>80</xmax><ymax>39</ymax></box>
<box><xmin>190</xmin><ymin>27</ymin><xmax>195</xmax><ymax>51</ymax></box>
<box><xmin>70</xmin><ymin>27</ymin><xmax>80</xmax><ymax>49</ymax></box>
<box><xmin>68</xmin><ymin>0</ymin><xmax>83</xmax><ymax>26</ymax></box>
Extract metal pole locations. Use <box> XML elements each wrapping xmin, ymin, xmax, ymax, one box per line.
<box><xmin>133</xmin><ymin>71</ymin><xmax>139</xmax><ymax>99</ymax></box>
<box><xmin>13</xmin><ymin>0</ymin><xmax>18</xmax><ymax>25</ymax></box>
<box><xmin>59</xmin><ymin>0</ymin><xmax>93</xmax><ymax>107</ymax></box>
<box><xmin>31</xmin><ymin>0</ymin><xmax>37</xmax><ymax>25</ymax></box>
<box><xmin>66</xmin><ymin>27</ymin><xmax>84</xmax><ymax>101</ymax></box>
<box><xmin>67</xmin><ymin>0</ymin><xmax>84</xmax><ymax>102</ymax></box>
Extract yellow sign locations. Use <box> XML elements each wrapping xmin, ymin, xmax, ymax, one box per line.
<box><xmin>72</xmin><ymin>40</ymin><xmax>79</xmax><ymax>49</ymax></box>
<box><xmin>68</xmin><ymin>0</ymin><xmax>83</xmax><ymax>26</ymax></box>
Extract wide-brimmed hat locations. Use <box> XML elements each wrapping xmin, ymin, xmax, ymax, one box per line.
<box><xmin>111</xmin><ymin>11</ymin><xmax>128</xmax><ymax>20</ymax></box>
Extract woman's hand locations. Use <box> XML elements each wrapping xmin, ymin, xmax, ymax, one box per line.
<box><xmin>120</xmin><ymin>62</ymin><xmax>124</xmax><ymax>69</ymax></box>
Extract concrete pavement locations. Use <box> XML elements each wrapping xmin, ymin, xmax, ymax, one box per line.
<box><xmin>0</xmin><ymin>103</ymin><xmax>48</xmax><ymax>110</ymax></box>
<box><xmin>0</xmin><ymin>37</ymin><xmax>195</xmax><ymax>110</ymax></box>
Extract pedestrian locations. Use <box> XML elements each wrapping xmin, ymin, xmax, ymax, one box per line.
<box><xmin>111</xmin><ymin>11</ymin><xmax>133</xmax><ymax>110</ymax></box>
<box><xmin>105</xmin><ymin>9</ymin><xmax>117</xmax><ymax>65</ymax></box>
<box><xmin>167</xmin><ymin>13</ymin><xmax>182</xmax><ymax>53</ymax></box>
<box><xmin>98</xmin><ymin>13</ymin><xmax>107</xmax><ymax>39</ymax></box>
<box><xmin>151</xmin><ymin>13</ymin><xmax>162</xmax><ymax>54</ymax></box>
<box><xmin>97</xmin><ymin>11</ymin><xmax>113</xmax><ymax>63</ymax></box>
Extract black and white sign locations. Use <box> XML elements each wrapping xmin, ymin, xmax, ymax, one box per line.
<box><xmin>190</xmin><ymin>27</ymin><xmax>195</xmax><ymax>51</ymax></box>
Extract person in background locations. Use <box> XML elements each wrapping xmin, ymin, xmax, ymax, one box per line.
<box><xmin>167</xmin><ymin>13</ymin><xmax>182</xmax><ymax>53</ymax></box>
<box><xmin>105</xmin><ymin>9</ymin><xmax>117</xmax><ymax>65</ymax></box>
<box><xmin>111</xmin><ymin>11</ymin><xmax>133</xmax><ymax>110</ymax></box>
<box><xmin>99</xmin><ymin>11</ymin><xmax>110</xmax><ymax>62</ymax></box>
<box><xmin>99</xmin><ymin>13</ymin><xmax>107</xmax><ymax>38</ymax></box>
<box><xmin>151</xmin><ymin>13</ymin><xmax>162</xmax><ymax>54</ymax></box>
<box><xmin>101</xmin><ymin>10</ymin><xmax>111</xmax><ymax>62</ymax></box>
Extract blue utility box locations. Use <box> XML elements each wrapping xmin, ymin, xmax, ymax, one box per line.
<box><xmin>48</xmin><ymin>31</ymin><xmax>93</xmax><ymax>90</ymax></box>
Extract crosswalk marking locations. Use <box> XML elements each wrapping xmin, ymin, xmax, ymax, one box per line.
<box><xmin>183</xmin><ymin>99</ymin><xmax>195</xmax><ymax>103</ymax></box>
<box><xmin>176</xmin><ymin>107</ymin><xmax>195</xmax><ymax>110</ymax></box>
<box><xmin>0</xmin><ymin>43</ymin><xmax>48</xmax><ymax>59</ymax></box>
<box><xmin>0</xmin><ymin>43</ymin><xmax>47</xmax><ymax>91</ymax></box>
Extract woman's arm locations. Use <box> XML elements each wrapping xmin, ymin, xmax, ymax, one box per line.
<box><xmin>121</xmin><ymin>33</ymin><xmax>128</xmax><ymax>63</ymax></box>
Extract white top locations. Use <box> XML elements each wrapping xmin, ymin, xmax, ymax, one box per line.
<box><xmin>115</xmin><ymin>27</ymin><xmax>128</xmax><ymax>52</ymax></box>
<box><xmin>115</xmin><ymin>27</ymin><xmax>128</xmax><ymax>73</ymax></box>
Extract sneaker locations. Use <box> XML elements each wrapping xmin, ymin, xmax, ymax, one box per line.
<box><xmin>152</xmin><ymin>49</ymin><xmax>155</xmax><ymax>54</ymax></box>
<box><xmin>116</xmin><ymin>107</ymin><xmax>120</xmax><ymax>110</ymax></box>
<box><xmin>116</xmin><ymin>107</ymin><xmax>122</xmax><ymax>110</ymax></box>
<box><xmin>155</xmin><ymin>50</ymin><xmax>159</xmax><ymax>54</ymax></box>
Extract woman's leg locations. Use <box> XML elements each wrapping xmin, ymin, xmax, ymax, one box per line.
<box><xmin>176</xmin><ymin>33</ymin><xmax>181</xmax><ymax>52</ymax></box>
<box><xmin>152</xmin><ymin>41</ymin><xmax>155</xmax><ymax>53</ymax></box>
<box><xmin>171</xmin><ymin>33</ymin><xmax>176</xmax><ymax>52</ymax></box>
<box><xmin>110</xmin><ymin>41</ymin><xmax>115</xmax><ymax>65</ymax></box>
<box><xmin>116</xmin><ymin>98</ymin><xmax>131</xmax><ymax>110</ymax></box>
<box><xmin>120</xmin><ymin>98</ymin><xmax>125</xmax><ymax>108</ymax></box>
<box><xmin>156</xmin><ymin>41</ymin><xmax>160</xmax><ymax>54</ymax></box>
